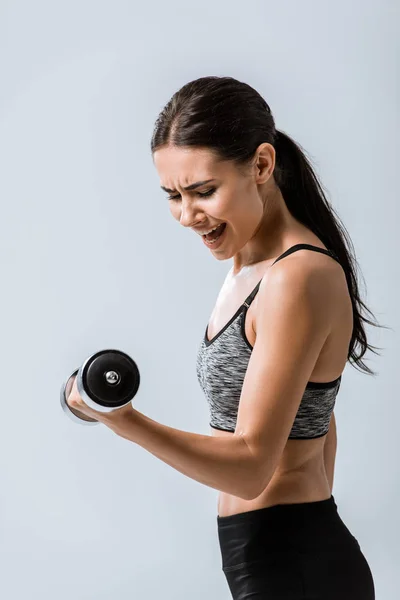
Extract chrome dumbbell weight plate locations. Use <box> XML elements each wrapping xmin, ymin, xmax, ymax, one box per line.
<box><xmin>61</xmin><ymin>349</ymin><xmax>140</xmax><ymax>425</ymax></box>
<box><xmin>60</xmin><ymin>369</ymin><xmax>99</xmax><ymax>426</ymax></box>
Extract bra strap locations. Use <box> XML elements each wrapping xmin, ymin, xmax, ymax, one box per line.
<box><xmin>242</xmin><ymin>244</ymin><xmax>340</xmax><ymax>309</ymax></box>
<box><xmin>272</xmin><ymin>243</ymin><xmax>340</xmax><ymax>265</ymax></box>
<box><xmin>243</xmin><ymin>281</ymin><xmax>263</xmax><ymax>308</ymax></box>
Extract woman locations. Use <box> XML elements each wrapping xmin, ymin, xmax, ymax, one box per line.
<box><xmin>69</xmin><ymin>76</ymin><xmax>380</xmax><ymax>599</ymax></box>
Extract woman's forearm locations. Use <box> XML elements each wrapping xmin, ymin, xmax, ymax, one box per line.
<box><xmin>113</xmin><ymin>409</ymin><xmax>261</xmax><ymax>501</ymax></box>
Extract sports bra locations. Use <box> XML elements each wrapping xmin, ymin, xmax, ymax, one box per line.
<box><xmin>196</xmin><ymin>244</ymin><xmax>343</xmax><ymax>439</ymax></box>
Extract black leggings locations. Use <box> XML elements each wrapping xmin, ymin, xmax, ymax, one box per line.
<box><xmin>217</xmin><ymin>495</ymin><xmax>375</xmax><ymax>599</ymax></box>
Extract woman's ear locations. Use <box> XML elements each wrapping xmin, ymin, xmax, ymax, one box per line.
<box><xmin>253</xmin><ymin>143</ymin><xmax>275</xmax><ymax>184</ymax></box>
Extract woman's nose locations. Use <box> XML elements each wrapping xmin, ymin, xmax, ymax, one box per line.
<box><xmin>179</xmin><ymin>200</ymin><xmax>201</xmax><ymax>228</ymax></box>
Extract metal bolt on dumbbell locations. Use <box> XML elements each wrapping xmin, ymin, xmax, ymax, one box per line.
<box><xmin>60</xmin><ymin>349</ymin><xmax>140</xmax><ymax>426</ymax></box>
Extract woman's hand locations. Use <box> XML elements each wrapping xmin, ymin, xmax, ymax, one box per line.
<box><xmin>66</xmin><ymin>375</ymin><xmax>136</xmax><ymax>432</ymax></box>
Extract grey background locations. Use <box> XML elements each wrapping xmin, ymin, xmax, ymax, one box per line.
<box><xmin>0</xmin><ymin>0</ymin><xmax>398</xmax><ymax>598</ymax></box>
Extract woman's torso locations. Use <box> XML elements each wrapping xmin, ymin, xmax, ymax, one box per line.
<box><xmin>206</xmin><ymin>241</ymin><xmax>353</xmax><ymax>517</ymax></box>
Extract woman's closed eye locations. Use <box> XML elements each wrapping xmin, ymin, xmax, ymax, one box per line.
<box><xmin>166</xmin><ymin>188</ymin><xmax>216</xmax><ymax>201</ymax></box>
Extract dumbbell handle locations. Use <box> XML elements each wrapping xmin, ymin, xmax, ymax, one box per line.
<box><xmin>61</xmin><ymin>362</ymin><xmax>129</xmax><ymax>424</ymax></box>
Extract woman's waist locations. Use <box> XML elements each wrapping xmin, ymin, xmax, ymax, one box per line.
<box><xmin>217</xmin><ymin>469</ymin><xmax>331</xmax><ymax>518</ymax></box>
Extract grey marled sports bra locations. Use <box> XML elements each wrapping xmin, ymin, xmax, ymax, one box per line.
<box><xmin>196</xmin><ymin>244</ymin><xmax>343</xmax><ymax>439</ymax></box>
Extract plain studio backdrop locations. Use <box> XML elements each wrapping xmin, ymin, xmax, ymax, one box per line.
<box><xmin>0</xmin><ymin>1</ymin><xmax>398</xmax><ymax>598</ymax></box>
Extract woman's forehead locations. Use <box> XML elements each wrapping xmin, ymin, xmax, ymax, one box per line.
<box><xmin>154</xmin><ymin>147</ymin><xmax>231</xmax><ymax>186</ymax></box>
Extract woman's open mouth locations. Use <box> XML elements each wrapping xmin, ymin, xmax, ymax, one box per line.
<box><xmin>203</xmin><ymin>223</ymin><xmax>227</xmax><ymax>248</ymax></box>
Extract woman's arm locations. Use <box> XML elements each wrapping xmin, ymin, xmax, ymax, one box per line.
<box><xmin>66</xmin><ymin>373</ymin><xmax>261</xmax><ymax>500</ymax></box>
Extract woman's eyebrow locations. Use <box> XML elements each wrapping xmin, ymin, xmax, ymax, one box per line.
<box><xmin>160</xmin><ymin>179</ymin><xmax>216</xmax><ymax>193</ymax></box>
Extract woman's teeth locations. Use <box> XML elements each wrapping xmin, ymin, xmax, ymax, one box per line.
<box><xmin>204</xmin><ymin>223</ymin><xmax>226</xmax><ymax>244</ymax></box>
<box><xmin>204</xmin><ymin>225</ymin><xmax>221</xmax><ymax>235</ymax></box>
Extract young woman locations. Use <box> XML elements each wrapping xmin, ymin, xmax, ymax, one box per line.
<box><xmin>69</xmin><ymin>76</ymin><xmax>381</xmax><ymax>599</ymax></box>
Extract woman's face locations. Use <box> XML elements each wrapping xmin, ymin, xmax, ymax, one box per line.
<box><xmin>153</xmin><ymin>145</ymin><xmax>275</xmax><ymax>261</ymax></box>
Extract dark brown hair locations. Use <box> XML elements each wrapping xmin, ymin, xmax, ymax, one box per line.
<box><xmin>151</xmin><ymin>76</ymin><xmax>388</xmax><ymax>375</ymax></box>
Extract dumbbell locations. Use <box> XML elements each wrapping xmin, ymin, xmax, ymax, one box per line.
<box><xmin>60</xmin><ymin>349</ymin><xmax>140</xmax><ymax>426</ymax></box>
